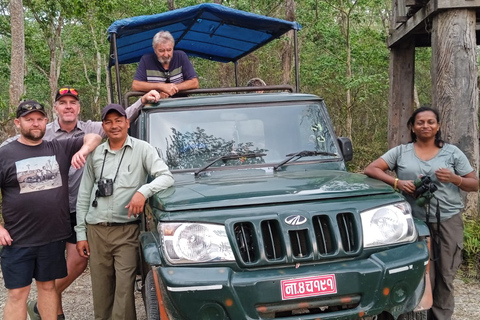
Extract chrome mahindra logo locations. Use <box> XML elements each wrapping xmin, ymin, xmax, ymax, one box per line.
<box><xmin>284</xmin><ymin>215</ymin><xmax>307</xmax><ymax>226</ymax></box>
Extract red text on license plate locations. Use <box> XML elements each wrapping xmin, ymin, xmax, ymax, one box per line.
<box><xmin>281</xmin><ymin>274</ymin><xmax>337</xmax><ymax>300</ymax></box>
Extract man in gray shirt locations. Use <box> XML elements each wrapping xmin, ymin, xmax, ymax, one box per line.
<box><xmin>6</xmin><ymin>87</ymin><xmax>161</xmax><ymax>320</ymax></box>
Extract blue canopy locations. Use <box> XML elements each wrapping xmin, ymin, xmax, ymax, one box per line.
<box><xmin>107</xmin><ymin>3</ymin><xmax>301</xmax><ymax>66</ymax></box>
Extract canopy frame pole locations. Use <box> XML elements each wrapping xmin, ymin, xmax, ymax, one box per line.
<box><xmin>234</xmin><ymin>61</ymin><xmax>239</xmax><ymax>87</ymax></box>
<box><xmin>111</xmin><ymin>33</ymin><xmax>123</xmax><ymax>105</ymax></box>
<box><xmin>294</xmin><ymin>29</ymin><xmax>300</xmax><ymax>93</ymax></box>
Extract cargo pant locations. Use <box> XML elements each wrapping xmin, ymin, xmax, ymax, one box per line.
<box><xmin>427</xmin><ymin>213</ymin><xmax>463</xmax><ymax>320</ymax></box>
<box><xmin>87</xmin><ymin>223</ymin><xmax>140</xmax><ymax>320</ymax></box>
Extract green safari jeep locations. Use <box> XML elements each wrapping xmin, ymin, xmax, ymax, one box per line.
<box><xmin>107</xmin><ymin>4</ymin><xmax>431</xmax><ymax>319</ymax></box>
<box><xmin>128</xmin><ymin>90</ymin><xmax>431</xmax><ymax>320</ymax></box>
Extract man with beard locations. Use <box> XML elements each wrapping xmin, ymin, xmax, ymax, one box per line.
<box><xmin>0</xmin><ymin>100</ymin><xmax>101</xmax><ymax>320</ymax></box>
<box><xmin>132</xmin><ymin>30</ymin><xmax>199</xmax><ymax>98</ymax></box>
<box><xmin>24</xmin><ymin>87</ymin><xmax>161</xmax><ymax>320</ymax></box>
<box><xmin>75</xmin><ymin>104</ymin><xmax>173</xmax><ymax>320</ymax></box>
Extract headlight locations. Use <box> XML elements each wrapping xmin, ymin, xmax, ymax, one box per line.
<box><xmin>159</xmin><ymin>222</ymin><xmax>235</xmax><ymax>264</ymax></box>
<box><xmin>361</xmin><ymin>202</ymin><xmax>417</xmax><ymax>248</ymax></box>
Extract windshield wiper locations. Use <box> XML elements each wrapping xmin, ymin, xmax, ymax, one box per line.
<box><xmin>194</xmin><ymin>152</ymin><xmax>266</xmax><ymax>177</ymax></box>
<box><xmin>273</xmin><ymin>150</ymin><xmax>338</xmax><ymax>171</ymax></box>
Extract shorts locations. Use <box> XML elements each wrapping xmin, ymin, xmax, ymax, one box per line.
<box><xmin>65</xmin><ymin>211</ymin><xmax>77</xmax><ymax>244</ymax></box>
<box><xmin>0</xmin><ymin>240</ymin><xmax>67</xmax><ymax>289</ymax></box>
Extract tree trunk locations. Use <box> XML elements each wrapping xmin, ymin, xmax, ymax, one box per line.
<box><xmin>47</xmin><ymin>15</ymin><xmax>64</xmax><ymax>107</ymax></box>
<box><xmin>9</xmin><ymin>0</ymin><xmax>25</xmax><ymax>114</ymax></box>
<box><xmin>431</xmin><ymin>9</ymin><xmax>479</xmax><ymax>217</ymax></box>
<box><xmin>388</xmin><ymin>41</ymin><xmax>415</xmax><ymax>148</ymax></box>
<box><xmin>281</xmin><ymin>0</ymin><xmax>295</xmax><ymax>85</ymax></box>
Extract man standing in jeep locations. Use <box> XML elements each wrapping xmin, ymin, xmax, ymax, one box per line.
<box><xmin>132</xmin><ymin>30</ymin><xmax>199</xmax><ymax>98</ymax></box>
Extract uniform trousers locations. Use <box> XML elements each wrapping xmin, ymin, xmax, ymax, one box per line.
<box><xmin>427</xmin><ymin>213</ymin><xmax>463</xmax><ymax>320</ymax></box>
<box><xmin>87</xmin><ymin>223</ymin><xmax>139</xmax><ymax>320</ymax></box>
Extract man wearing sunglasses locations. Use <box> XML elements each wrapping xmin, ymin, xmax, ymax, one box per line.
<box><xmin>0</xmin><ymin>87</ymin><xmax>161</xmax><ymax>320</ymax></box>
<box><xmin>0</xmin><ymin>101</ymin><xmax>102</xmax><ymax>320</ymax></box>
<box><xmin>132</xmin><ymin>30</ymin><xmax>199</xmax><ymax>98</ymax></box>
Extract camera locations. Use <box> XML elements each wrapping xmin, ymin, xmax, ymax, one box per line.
<box><xmin>413</xmin><ymin>176</ymin><xmax>437</xmax><ymax>207</ymax></box>
<box><xmin>96</xmin><ymin>178</ymin><xmax>114</xmax><ymax>197</ymax></box>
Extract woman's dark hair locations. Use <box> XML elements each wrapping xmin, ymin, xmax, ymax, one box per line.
<box><xmin>407</xmin><ymin>106</ymin><xmax>444</xmax><ymax>148</ymax></box>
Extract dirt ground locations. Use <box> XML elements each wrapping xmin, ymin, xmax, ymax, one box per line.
<box><xmin>0</xmin><ymin>266</ymin><xmax>479</xmax><ymax>319</ymax></box>
<box><xmin>0</xmin><ymin>266</ymin><xmax>146</xmax><ymax>320</ymax></box>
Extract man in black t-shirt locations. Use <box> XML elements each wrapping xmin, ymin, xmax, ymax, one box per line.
<box><xmin>0</xmin><ymin>100</ymin><xmax>101</xmax><ymax>320</ymax></box>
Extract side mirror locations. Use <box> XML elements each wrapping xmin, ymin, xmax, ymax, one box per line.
<box><xmin>337</xmin><ymin>137</ymin><xmax>353</xmax><ymax>162</ymax></box>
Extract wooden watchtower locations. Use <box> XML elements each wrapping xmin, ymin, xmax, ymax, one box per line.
<box><xmin>388</xmin><ymin>0</ymin><xmax>479</xmax><ymax>214</ymax></box>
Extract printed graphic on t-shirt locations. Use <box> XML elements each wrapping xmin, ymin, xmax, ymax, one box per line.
<box><xmin>16</xmin><ymin>156</ymin><xmax>62</xmax><ymax>193</ymax></box>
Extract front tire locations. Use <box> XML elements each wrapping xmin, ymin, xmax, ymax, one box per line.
<box><xmin>145</xmin><ymin>270</ymin><xmax>160</xmax><ymax>320</ymax></box>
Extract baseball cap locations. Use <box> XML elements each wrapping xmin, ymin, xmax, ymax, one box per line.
<box><xmin>16</xmin><ymin>100</ymin><xmax>47</xmax><ymax>118</ymax></box>
<box><xmin>101</xmin><ymin>104</ymin><xmax>126</xmax><ymax>120</ymax></box>
<box><xmin>55</xmin><ymin>87</ymin><xmax>79</xmax><ymax>102</ymax></box>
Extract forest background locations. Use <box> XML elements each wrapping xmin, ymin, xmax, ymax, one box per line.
<box><xmin>0</xmin><ymin>0</ymin><xmax>435</xmax><ymax>173</ymax></box>
<box><xmin>0</xmin><ymin>0</ymin><xmax>479</xmax><ymax>275</ymax></box>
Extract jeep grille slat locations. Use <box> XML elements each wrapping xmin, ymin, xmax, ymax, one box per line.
<box><xmin>337</xmin><ymin>212</ymin><xmax>356</xmax><ymax>252</ymax></box>
<box><xmin>313</xmin><ymin>215</ymin><xmax>335</xmax><ymax>255</ymax></box>
<box><xmin>289</xmin><ymin>229</ymin><xmax>309</xmax><ymax>258</ymax></box>
<box><xmin>234</xmin><ymin>222</ymin><xmax>256</xmax><ymax>263</ymax></box>
<box><xmin>261</xmin><ymin>220</ymin><xmax>283</xmax><ymax>260</ymax></box>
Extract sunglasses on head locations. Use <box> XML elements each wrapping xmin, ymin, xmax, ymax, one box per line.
<box><xmin>20</xmin><ymin>103</ymin><xmax>43</xmax><ymax>112</ymax></box>
<box><xmin>58</xmin><ymin>87</ymin><xmax>78</xmax><ymax>96</ymax></box>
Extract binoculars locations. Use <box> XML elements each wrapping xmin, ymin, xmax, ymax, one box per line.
<box><xmin>413</xmin><ymin>176</ymin><xmax>437</xmax><ymax>207</ymax></box>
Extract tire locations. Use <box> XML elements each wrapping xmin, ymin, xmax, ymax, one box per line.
<box><xmin>145</xmin><ymin>270</ymin><xmax>161</xmax><ymax>320</ymax></box>
<box><xmin>397</xmin><ymin>310</ymin><xmax>428</xmax><ymax>320</ymax></box>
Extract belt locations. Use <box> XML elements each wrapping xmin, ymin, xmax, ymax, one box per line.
<box><xmin>94</xmin><ymin>220</ymin><xmax>140</xmax><ymax>227</ymax></box>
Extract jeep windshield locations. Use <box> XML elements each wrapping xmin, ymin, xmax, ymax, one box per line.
<box><xmin>146</xmin><ymin>102</ymin><xmax>341</xmax><ymax>171</ymax></box>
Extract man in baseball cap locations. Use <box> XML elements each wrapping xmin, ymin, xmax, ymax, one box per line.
<box><xmin>1</xmin><ymin>99</ymin><xmax>102</xmax><ymax>320</ymax></box>
<box><xmin>21</xmin><ymin>88</ymin><xmax>161</xmax><ymax>320</ymax></box>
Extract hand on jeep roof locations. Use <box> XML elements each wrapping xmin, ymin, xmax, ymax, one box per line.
<box><xmin>161</xmin><ymin>83</ymin><xmax>179</xmax><ymax>97</ymax></box>
<box><xmin>141</xmin><ymin>90</ymin><xmax>161</xmax><ymax>104</ymax></box>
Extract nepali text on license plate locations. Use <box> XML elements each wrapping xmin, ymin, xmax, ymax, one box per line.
<box><xmin>281</xmin><ymin>274</ymin><xmax>337</xmax><ymax>300</ymax></box>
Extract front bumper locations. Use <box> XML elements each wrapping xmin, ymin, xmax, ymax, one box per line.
<box><xmin>152</xmin><ymin>240</ymin><xmax>429</xmax><ymax>320</ymax></box>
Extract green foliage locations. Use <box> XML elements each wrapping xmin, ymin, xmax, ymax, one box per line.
<box><xmin>462</xmin><ymin>218</ymin><xmax>480</xmax><ymax>279</ymax></box>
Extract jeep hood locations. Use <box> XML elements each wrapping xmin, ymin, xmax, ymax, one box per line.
<box><xmin>151</xmin><ymin>169</ymin><xmax>395</xmax><ymax>211</ymax></box>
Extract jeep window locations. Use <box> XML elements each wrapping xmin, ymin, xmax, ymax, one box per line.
<box><xmin>147</xmin><ymin>103</ymin><xmax>340</xmax><ymax>170</ymax></box>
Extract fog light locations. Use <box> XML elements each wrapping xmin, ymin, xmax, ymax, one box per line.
<box><xmin>391</xmin><ymin>282</ymin><xmax>408</xmax><ymax>304</ymax></box>
<box><xmin>199</xmin><ymin>303</ymin><xmax>226</xmax><ymax>320</ymax></box>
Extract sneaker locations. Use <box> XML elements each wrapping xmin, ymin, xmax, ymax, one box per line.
<box><xmin>27</xmin><ymin>300</ymin><xmax>41</xmax><ymax>320</ymax></box>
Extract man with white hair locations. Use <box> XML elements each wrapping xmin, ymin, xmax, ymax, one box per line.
<box><xmin>132</xmin><ymin>30</ymin><xmax>199</xmax><ymax>97</ymax></box>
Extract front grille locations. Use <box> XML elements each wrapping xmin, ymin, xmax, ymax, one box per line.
<box><xmin>233</xmin><ymin>212</ymin><xmax>359</xmax><ymax>266</ymax></box>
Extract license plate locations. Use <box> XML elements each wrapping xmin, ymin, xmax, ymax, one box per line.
<box><xmin>281</xmin><ymin>274</ymin><xmax>337</xmax><ymax>300</ymax></box>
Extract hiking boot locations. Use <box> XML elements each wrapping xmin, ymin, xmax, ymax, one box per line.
<box><xmin>27</xmin><ymin>300</ymin><xmax>41</xmax><ymax>320</ymax></box>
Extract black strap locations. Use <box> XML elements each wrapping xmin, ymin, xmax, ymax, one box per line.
<box><xmin>92</xmin><ymin>148</ymin><xmax>127</xmax><ymax>207</ymax></box>
<box><xmin>98</xmin><ymin>148</ymin><xmax>127</xmax><ymax>182</ymax></box>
